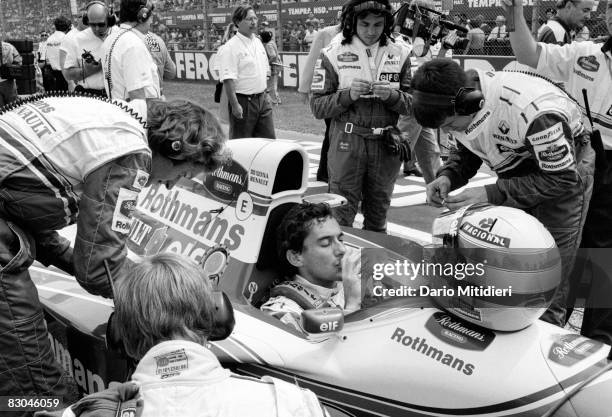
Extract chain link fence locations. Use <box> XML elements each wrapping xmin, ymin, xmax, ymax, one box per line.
<box><xmin>1</xmin><ymin>0</ymin><xmax>608</xmax><ymax>55</ymax></box>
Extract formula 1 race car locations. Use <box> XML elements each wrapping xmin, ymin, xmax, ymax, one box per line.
<box><xmin>31</xmin><ymin>139</ymin><xmax>612</xmax><ymax>417</ymax></box>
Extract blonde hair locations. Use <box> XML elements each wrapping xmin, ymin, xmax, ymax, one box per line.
<box><xmin>115</xmin><ymin>253</ymin><xmax>216</xmax><ymax>360</ymax></box>
<box><xmin>147</xmin><ymin>99</ymin><xmax>230</xmax><ymax>172</ymax></box>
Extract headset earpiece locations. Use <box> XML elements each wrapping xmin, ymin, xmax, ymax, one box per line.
<box><xmin>82</xmin><ymin>1</ymin><xmax>116</xmax><ymax>27</ymax></box>
<box><xmin>137</xmin><ymin>0</ymin><xmax>154</xmax><ymax>23</ymax></box>
<box><xmin>453</xmin><ymin>87</ymin><xmax>485</xmax><ymax>115</ymax></box>
<box><xmin>413</xmin><ymin>87</ymin><xmax>484</xmax><ymax>116</ymax></box>
<box><xmin>159</xmin><ymin>139</ymin><xmax>183</xmax><ymax>158</ymax></box>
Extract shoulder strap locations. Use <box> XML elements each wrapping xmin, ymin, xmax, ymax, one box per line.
<box><xmin>270</xmin><ymin>281</ymin><xmax>336</xmax><ymax>310</ymax></box>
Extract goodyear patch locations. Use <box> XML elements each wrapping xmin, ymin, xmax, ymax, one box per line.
<box><xmin>337</xmin><ymin>140</ymin><xmax>350</xmax><ymax>152</ymax></box>
<box><xmin>133</xmin><ymin>169</ymin><xmax>149</xmax><ymax>190</ymax></box>
<box><xmin>533</xmin><ymin>138</ymin><xmax>574</xmax><ymax>172</ymax></box>
<box><xmin>155</xmin><ymin>348</ymin><xmax>189</xmax><ymax>379</ymax></box>
<box><xmin>337</xmin><ymin>52</ymin><xmax>359</xmax><ymax>62</ymax></box>
<box><xmin>527</xmin><ymin>122</ymin><xmax>563</xmax><ymax>144</ymax></box>
<box><xmin>577</xmin><ymin>55</ymin><xmax>600</xmax><ymax>72</ymax></box>
<box><xmin>112</xmin><ymin>188</ymin><xmax>138</xmax><ymax>234</ymax></box>
<box><xmin>311</xmin><ymin>69</ymin><xmax>325</xmax><ymax>91</ymax></box>
<box><xmin>379</xmin><ymin>72</ymin><xmax>400</xmax><ymax>82</ymax></box>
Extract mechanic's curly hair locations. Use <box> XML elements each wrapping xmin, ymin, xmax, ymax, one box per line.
<box><xmin>411</xmin><ymin>58</ymin><xmax>467</xmax><ymax>128</ymax></box>
<box><xmin>277</xmin><ymin>203</ymin><xmax>334</xmax><ymax>276</ymax></box>
<box><xmin>147</xmin><ymin>99</ymin><xmax>231</xmax><ymax>172</ymax></box>
<box><xmin>341</xmin><ymin>0</ymin><xmax>393</xmax><ymax>46</ymax></box>
<box><xmin>115</xmin><ymin>253</ymin><xmax>216</xmax><ymax>360</ymax></box>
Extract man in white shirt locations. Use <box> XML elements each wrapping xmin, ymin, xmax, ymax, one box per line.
<box><xmin>218</xmin><ymin>5</ymin><xmax>275</xmax><ymax>139</ymax></box>
<box><xmin>487</xmin><ymin>15</ymin><xmax>507</xmax><ymax>41</ymax></box>
<box><xmin>63</xmin><ymin>2</ymin><xmax>117</xmax><ymax>96</ymax></box>
<box><xmin>60</xmin><ymin>9</ymin><xmax>88</xmax><ymax>91</ymax></box>
<box><xmin>261</xmin><ymin>203</ymin><xmax>361</xmax><ymax>331</ymax></box>
<box><xmin>43</xmin><ymin>15</ymin><xmax>72</xmax><ymax>91</ymax></box>
<box><xmin>102</xmin><ymin>0</ymin><xmax>160</xmax><ymax>101</ymax></box>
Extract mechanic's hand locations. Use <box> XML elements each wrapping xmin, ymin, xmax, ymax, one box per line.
<box><xmin>350</xmin><ymin>78</ymin><xmax>371</xmax><ymax>100</ymax></box>
<box><xmin>444</xmin><ymin>187</ymin><xmax>488</xmax><ymax>210</ymax></box>
<box><xmin>231</xmin><ymin>103</ymin><xmax>243</xmax><ymax>119</ymax></box>
<box><xmin>371</xmin><ymin>80</ymin><xmax>392</xmax><ymax>101</ymax></box>
<box><xmin>83</xmin><ymin>59</ymin><xmax>102</xmax><ymax>76</ymax></box>
<box><xmin>300</xmin><ymin>91</ymin><xmax>310</xmax><ymax>104</ymax></box>
<box><xmin>426</xmin><ymin>176</ymin><xmax>451</xmax><ymax>207</ymax></box>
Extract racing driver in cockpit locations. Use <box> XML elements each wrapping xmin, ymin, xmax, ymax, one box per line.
<box><xmin>261</xmin><ymin>203</ymin><xmax>362</xmax><ymax>331</ymax></box>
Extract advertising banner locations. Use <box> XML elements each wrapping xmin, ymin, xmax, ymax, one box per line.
<box><xmin>171</xmin><ymin>50</ymin><xmax>518</xmax><ymax>88</ymax></box>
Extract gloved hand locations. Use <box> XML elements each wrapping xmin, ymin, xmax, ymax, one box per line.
<box><xmin>383</xmin><ymin>127</ymin><xmax>411</xmax><ymax>162</ymax></box>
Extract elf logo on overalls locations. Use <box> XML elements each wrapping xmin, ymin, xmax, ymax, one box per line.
<box><xmin>379</xmin><ymin>73</ymin><xmax>400</xmax><ymax>82</ymax></box>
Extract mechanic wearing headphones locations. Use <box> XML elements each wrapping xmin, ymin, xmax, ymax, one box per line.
<box><xmin>97</xmin><ymin>252</ymin><xmax>326</xmax><ymax>417</ymax></box>
<box><xmin>417</xmin><ymin>59</ymin><xmax>594</xmax><ymax>328</ymax></box>
<box><xmin>101</xmin><ymin>0</ymin><xmax>160</xmax><ymax>101</ymax></box>
<box><xmin>261</xmin><ymin>203</ymin><xmax>362</xmax><ymax>331</ymax></box>
<box><xmin>0</xmin><ymin>95</ymin><xmax>228</xmax><ymax>406</ymax></box>
<box><xmin>502</xmin><ymin>0</ymin><xmax>612</xmax><ymax>342</ymax></box>
<box><xmin>63</xmin><ymin>1</ymin><xmax>118</xmax><ymax>97</ymax></box>
<box><xmin>310</xmin><ymin>0</ymin><xmax>412</xmax><ymax>233</ymax></box>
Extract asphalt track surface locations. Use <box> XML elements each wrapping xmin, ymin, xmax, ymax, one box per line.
<box><xmin>269</xmin><ymin>127</ymin><xmax>496</xmax><ymax>245</ymax></box>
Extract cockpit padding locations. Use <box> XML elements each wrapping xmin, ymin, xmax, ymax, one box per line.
<box><xmin>272</xmin><ymin>151</ymin><xmax>304</xmax><ymax>195</ymax></box>
<box><xmin>248</xmin><ymin>202</ymin><xmax>298</xmax><ymax>307</ymax></box>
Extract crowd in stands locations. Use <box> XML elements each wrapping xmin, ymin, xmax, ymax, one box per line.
<box><xmin>1</xmin><ymin>0</ymin><xmax>609</xmax><ymax>53</ymax></box>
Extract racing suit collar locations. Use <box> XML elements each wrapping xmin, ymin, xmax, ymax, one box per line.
<box><xmin>293</xmin><ymin>274</ymin><xmax>342</xmax><ymax>302</ymax></box>
<box><xmin>132</xmin><ymin>340</ymin><xmax>230</xmax><ymax>385</ymax></box>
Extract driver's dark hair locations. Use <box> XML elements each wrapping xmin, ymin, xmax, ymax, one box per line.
<box><xmin>411</xmin><ymin>58</ymin><xmax>467</xmax><ymax>128</ymax></box>
<box><xmin>277</xmin><ymin>203</ymin><xmax>333</xmax><ymax>276</ymax></box>
<box><xmin>341</xmin><ymin>0</ymin><xmax>393</xmax><ymax>46</ymax></box>
<box><xmin>114</xmin><ymin>253</ymin><xmax>215</xmax><ymax>360</ymax></box>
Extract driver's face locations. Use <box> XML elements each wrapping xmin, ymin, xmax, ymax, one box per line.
<box><xmin>356</xmin><ymin>12</ymin><xmax>386</xmax><ymax>46</ymax></box>
<box><xmin>295</xmin><ymin>217</ymin><xmax>346</xmax><ymax>288</ymax></box>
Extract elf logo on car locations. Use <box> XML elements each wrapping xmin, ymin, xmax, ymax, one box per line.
<box><xmin>320</xmin><ymin>321</ymin><xmax>339</xmax><ymax>331</ymax></box>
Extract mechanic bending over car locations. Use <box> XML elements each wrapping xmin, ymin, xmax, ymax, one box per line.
<box><xmin>416</xmin><ymin>59</ymin><xmax>594</xmax><ymax>329</ymax></box>
<box><xmin>501</xmin><ymin>0</ymin><xmax>612</xmax><ymax>345</ymax></box>
<box><xmin>0</xmin><ymin>94</ymin><xmax>229</xmax><ymax>412</ymax></box>
<box><xmin>261</xmin><ymin>203</ymin><xmax>362</xmax><ymax>331</ymax></box>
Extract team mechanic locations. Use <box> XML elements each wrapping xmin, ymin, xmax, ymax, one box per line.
<box><xmin>310</xmin><ymin>0</ymin><xmax>412</xmax><ymax>232</ymax></box>
<box><xmin>417</xmin><ymin>60</ymin><xmax>594</xmax><ymax>326</ymax></box>
<box><xmin>0</xmin><ymin>94</ymin><xmax>228</xmax><ymax>413</ymax></box>
<box><xmin>502</xmin><ymin>0</ymin><xmax>612</xmax><ymax>342</ymax></box>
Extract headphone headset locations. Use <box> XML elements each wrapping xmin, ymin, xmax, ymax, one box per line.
<box><xmin>137</xmin><ymin>0</ymin><xmax>154</xmax><ymax>23</ymax></box>
<box><xmin>413</xmin><ymin>87</ymin><xmax>485</xmax><ymax>116</ymax></box>
<box><xmin>82</xmin><ymin>1</ymin><xmax>117</xmax><ymax>27</ymax></box>
<box><xmin>158</xmin><ymin>138</ymin><xmax>183</xmax><ymax>158</ymax></box>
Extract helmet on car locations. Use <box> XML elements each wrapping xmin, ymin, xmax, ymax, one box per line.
<box><xmin>427</xmin><ymin>203</ymin><xmax>561</xmax><ymax>331</ymax></box>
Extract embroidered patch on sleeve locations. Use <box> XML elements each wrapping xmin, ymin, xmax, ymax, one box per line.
<box><xmin>112</xmin><ymin>188</ymin><xmax>139</xmax><ymax>234</ymax></box>
<box><xmin>133</xmin><ymin>169</ymin><xmax>149</xmax><ymax>190</ymax></box>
